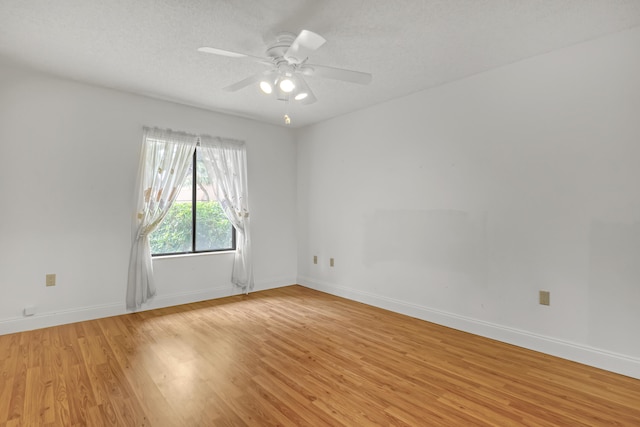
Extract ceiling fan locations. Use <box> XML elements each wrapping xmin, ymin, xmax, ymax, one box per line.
<box><xmin>197</xmin><ymin>30</ymin><xmax>373</xmax><ymax>109</ymax></box>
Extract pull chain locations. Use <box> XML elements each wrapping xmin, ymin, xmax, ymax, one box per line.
<box><xmin>284</xmin><ymin>95</ymin><xmax>291</xmax><ymax>125</ymax></box>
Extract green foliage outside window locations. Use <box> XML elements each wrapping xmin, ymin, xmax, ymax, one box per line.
<box><xmin>150</xmin><ymin>201</ymin><xmax>233</xmax><ymax>254</ymax></box>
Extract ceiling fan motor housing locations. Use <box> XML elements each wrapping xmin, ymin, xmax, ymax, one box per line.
<box><xmin>266</xmin><ymin>32</ymin><xmax>297</xmax><ymax>59</ymax></box>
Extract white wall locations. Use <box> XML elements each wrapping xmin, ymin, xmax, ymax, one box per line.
<box><xmin>0</xmin><ymin>61</ymin><xmax>297</xmax><ymax>333</ymax></box>
<box><xmin>297</xmin><ymin>27</ymin><xmax>640</xmax><ymax>378</ymax></box>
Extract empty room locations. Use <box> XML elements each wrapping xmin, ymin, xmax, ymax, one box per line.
<box><xmin>1</xmin><ymin>1</ymin><xmax>640</xmax><ymax>425</ymax></box>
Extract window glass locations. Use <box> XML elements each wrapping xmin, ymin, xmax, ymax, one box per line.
<box><xmin>195</xmin><ymin>150</ymin><xmax>233</xmax><ymax>251</ymax></box>
<box><xmin>149</xmin><ymin>149</ymin><xmax>234</xmax><ymax>256</ymax></box>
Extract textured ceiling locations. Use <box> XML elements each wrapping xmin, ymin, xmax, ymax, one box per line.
<box><xmin>1</xmin><ymin>0</ymin><xmax>640</xmax><ymax>127</ymax></box>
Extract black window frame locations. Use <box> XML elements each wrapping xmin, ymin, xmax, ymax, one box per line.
<box><xmin>151</xmin><ymin>149</ymin><xmax>236</xmax><ymax>257</ymax></box>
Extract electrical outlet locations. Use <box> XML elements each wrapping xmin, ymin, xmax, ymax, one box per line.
<box><xmin>313</xmin><ymin>255</ymin><xmax>317</xmax><ymax>264</ymax></box>
<box><xmin>46</xmin><ymin>274</ymin><xmax>56</xmax><ymax>287</ymax></box>
<box><xmin>539</xmin><ymin>290</ymin><xmax>550</xmax><ymax>306</ymax></box>
<box><xmin>330</xmin><ymin>258</ymin><xmax>334</xmax><ymax>267</ymax></box>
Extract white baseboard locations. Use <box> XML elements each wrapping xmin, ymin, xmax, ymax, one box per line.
<box><xmin>0</xmin><ymin>302</ymin><xmax>125</xmax><ymax>336</ymax></box>
<box><xmin>298</xmin><ymin>276</ymin><xmax>640</xmax><ymax>380</ymax></box>
<box><xmin>143</xmin><ymin>277</ymin><xmax>292</xmax><ymax>311</ymax></box>
<box><xmin>0</xmin><ymin>277</ymin><xmax>294</xmax><ymax>336</ymax></box>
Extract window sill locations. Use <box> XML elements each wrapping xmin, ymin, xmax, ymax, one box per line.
<box><xmin>152</xmin><ymin>250</ymin><xmax>235</xmax><ymax>260</ymax></box>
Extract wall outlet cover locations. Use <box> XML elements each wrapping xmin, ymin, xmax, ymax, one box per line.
<box><xmin>46</xmin><ymin>273</ymin><xmax>56</xmax><ymax>287</ymax></box>
<box><xmin>539</xmin><ymin>290</ymin><xmax>550</xmax><ymax>306</ymax></box>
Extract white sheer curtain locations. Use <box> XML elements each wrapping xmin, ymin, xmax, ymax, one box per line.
<box><xmin>200</xmin><ymin>135</ymin><xmax>254</xmax><ymax>293</ymax></box>
<box><xmin>127</xmin><ymin>128</ymin><xmax>197</xmax><ymax>310</ymax></box>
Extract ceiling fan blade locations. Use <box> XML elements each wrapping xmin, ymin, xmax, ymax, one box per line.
<box><xmin>198</xmin><ymin>46</ymin><xmax>247</xmax><ymax>58</ymax></box>
<box><xmin>198</xmin><ymin>47</ymin><xmax>270</xmax><ymax>64</ymax></box>
<box><xmin>284</xmin><ymin>30</ymin><xmax>326</xmax><ymax>64</ymax></box>
<box><xmin>302</xmin><ymin>64</ymin><xmax>372</xmax><ymax>85</ymax></box>
<box><xmin>222</xmin><ymin>73</ymin><xmax>263</xmax><ymax>92</ymax></box>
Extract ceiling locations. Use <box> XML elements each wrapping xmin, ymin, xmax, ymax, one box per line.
<box><xmin>1</xmin><ymin>1</ymin><xmax>640</xmax><ymax>128</ymax></box>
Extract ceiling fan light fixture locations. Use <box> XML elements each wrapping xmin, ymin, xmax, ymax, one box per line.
<box><xmin>279</xmin><ymin>78</ymin><xmax>295</xmax><ymax>93</ymax></box>
<box><xmin>259</xmin><ymin>80</ymin><xmax>273</xmax><ymax>94</ymax></box>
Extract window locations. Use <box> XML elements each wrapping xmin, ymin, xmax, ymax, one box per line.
<box><xmin>149</xmin><ymin>148</ymin><xmax>235</xmax><ymax>256</ymax></box>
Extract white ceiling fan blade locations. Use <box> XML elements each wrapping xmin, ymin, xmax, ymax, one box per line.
<box><xmin>198</xmin><ymin>47</ymin><xmax>271</xmax><ymax>64</ymax></box>
<box><xmin>302</xmin><ymin>64</ymin><xmax>372</xmax><ymax>85</ymax></box>
<box><xmin>198</xmin><ymin>47</ymin><xmax>247</xmax><ymax>58</ymax></box>
<box><xmin>284</xmin><ymin>30</ymin><xmax>326</xmax><ymax>64</ymax></box>
<box><xmin>223</xmin><ymin>73</ymin><xmax>263</xmax><ymax>92</ymax></box>
<box><xmin>293</xmin><ymin>30</ymin><xmax>327</xmax><ymax>51</ymax></box>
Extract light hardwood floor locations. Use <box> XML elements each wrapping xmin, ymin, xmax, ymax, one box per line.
<box><xmin>1</xmin><ymin>285</ymin><xmax>639</xmax><ymax>426</ymax></box>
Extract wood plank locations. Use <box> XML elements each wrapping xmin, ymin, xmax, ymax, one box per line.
<box><xmin>0</xmin><ymin>285</ymin><xmax>639</xmax><ymax>425</ymax></box>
